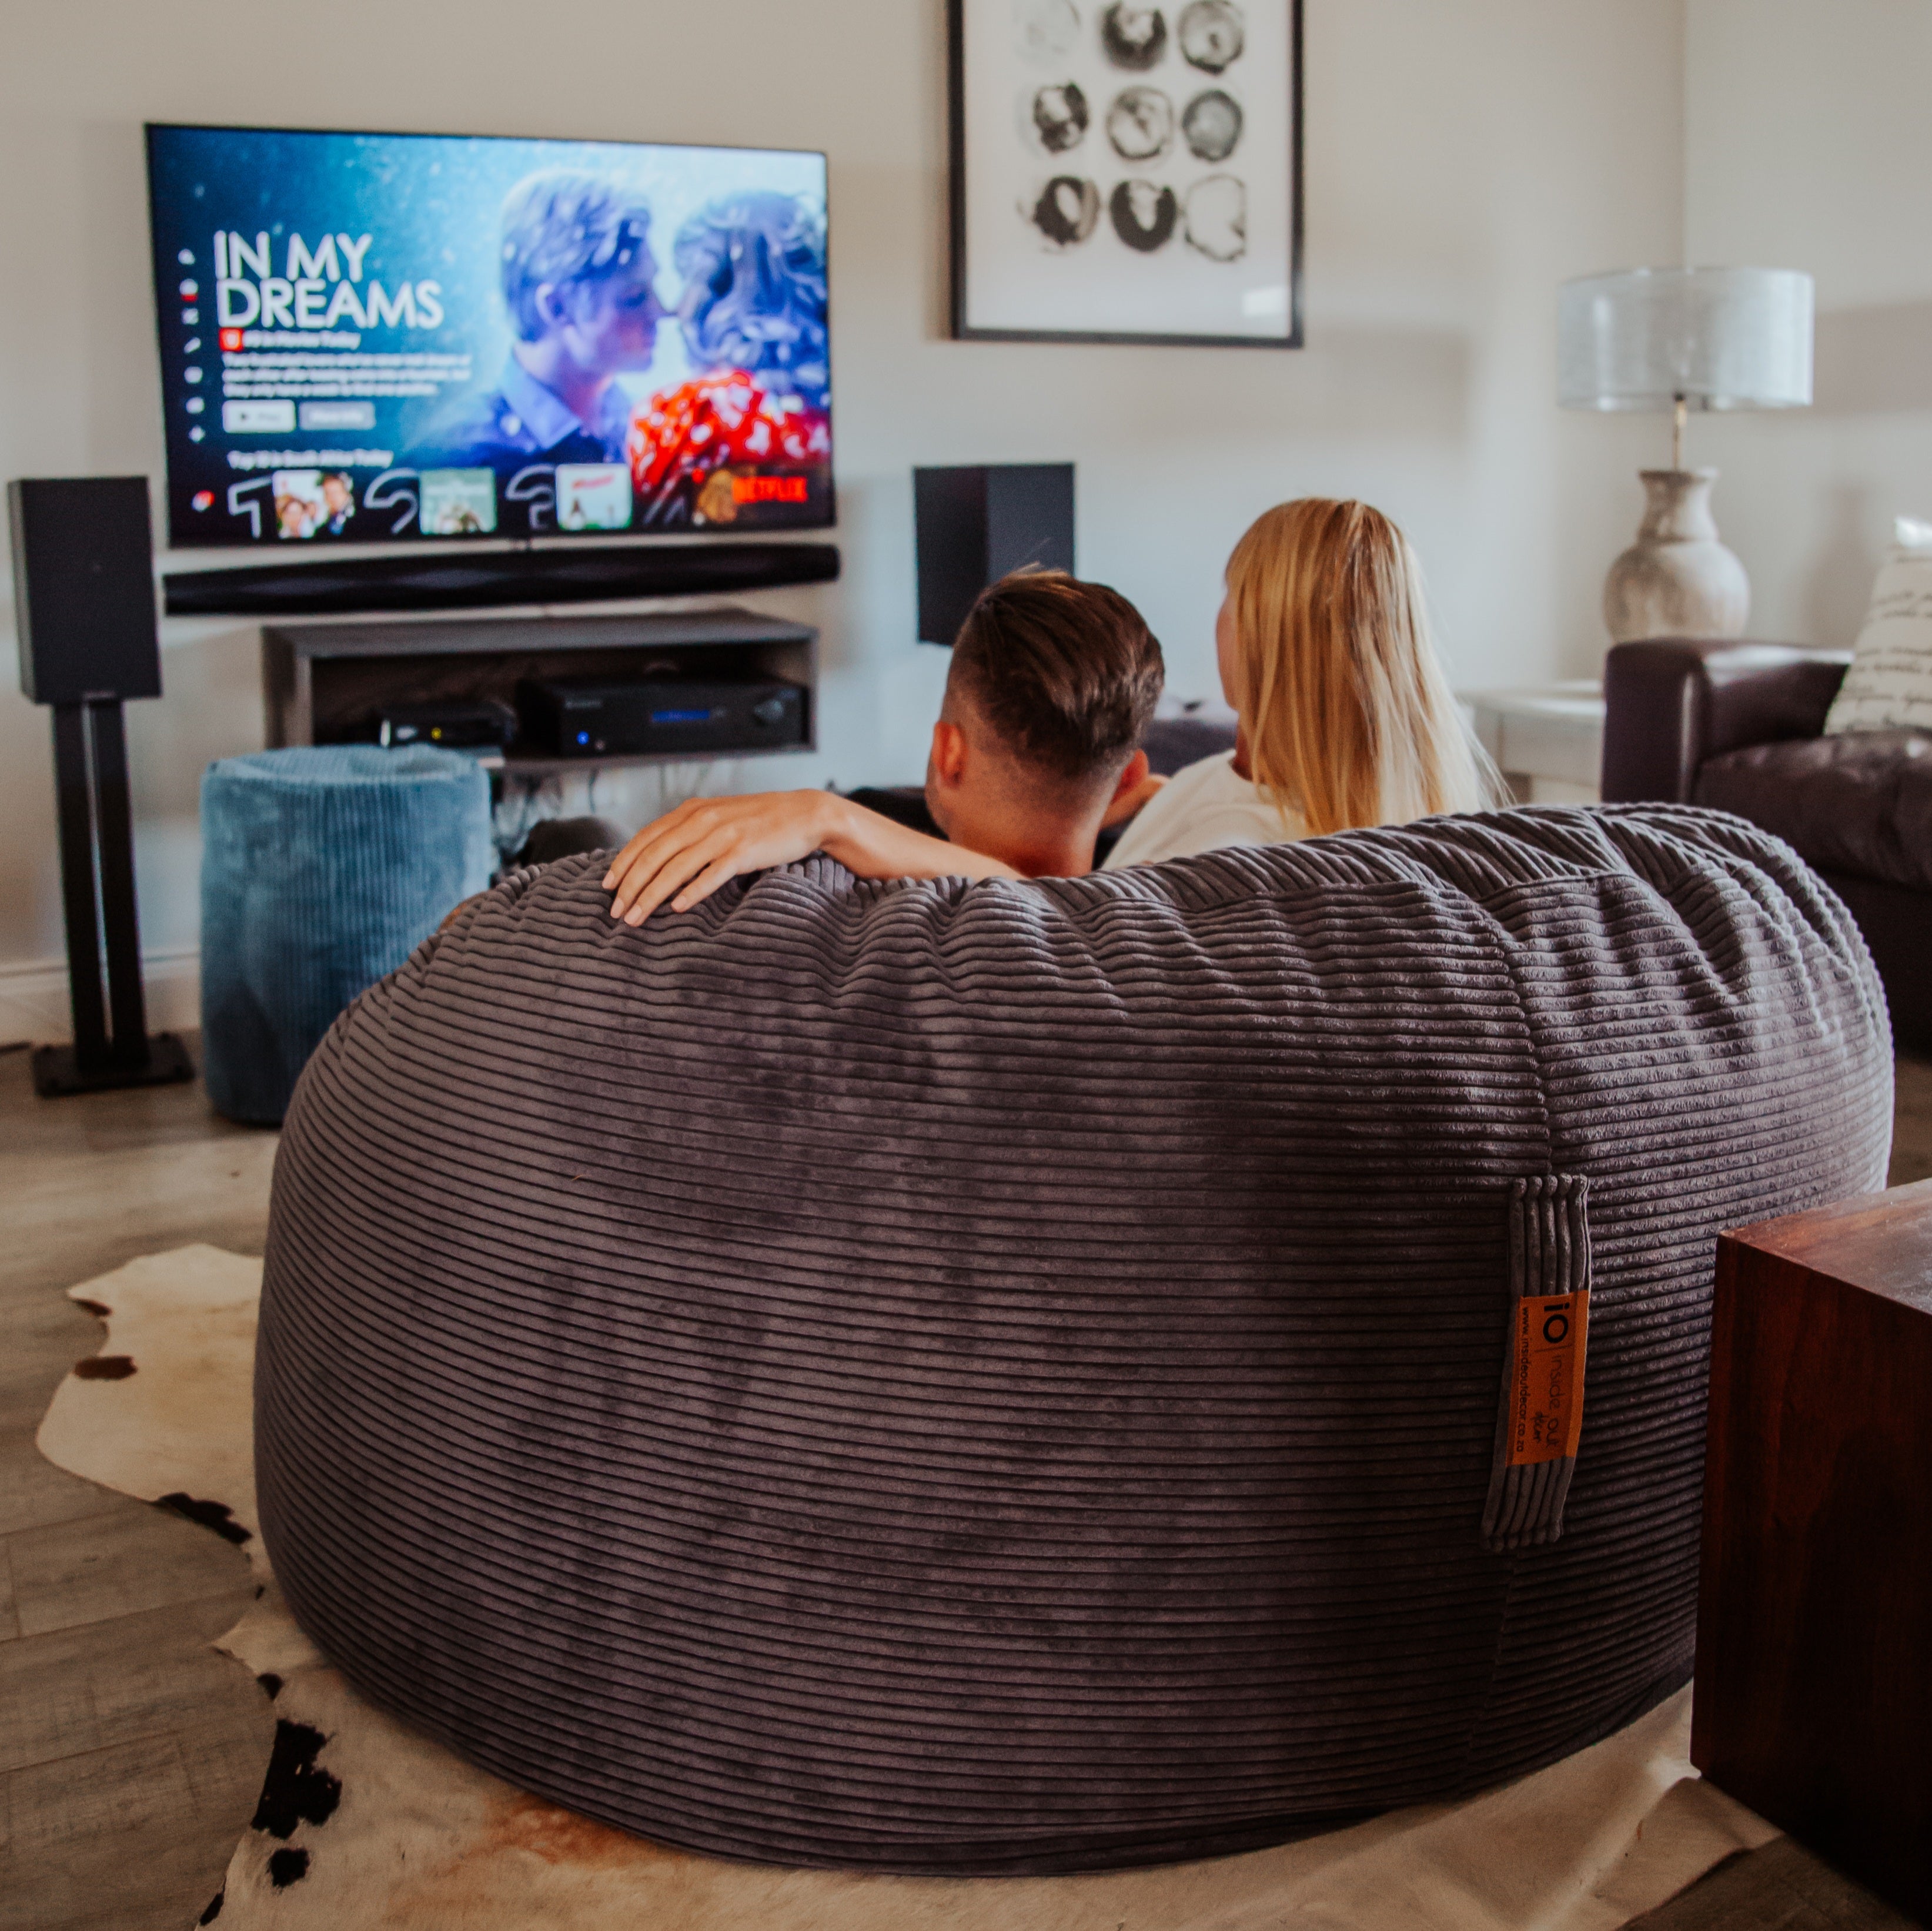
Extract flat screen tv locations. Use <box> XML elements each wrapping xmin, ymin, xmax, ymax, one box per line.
<box><xmin>145</xmin><ymin>123</ymin><xmax>833</xmax><ymax>550</ymax></box>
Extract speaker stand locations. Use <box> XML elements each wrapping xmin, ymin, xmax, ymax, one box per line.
<box><xmin>31</xmin><ymin>700</ymin><xmax>193</xmax><ymax>1099</ymax></box>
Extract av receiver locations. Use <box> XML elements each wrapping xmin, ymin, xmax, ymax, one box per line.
<box><xmin>517</xmin><ymin>674</ymin><xmax>808</xmax><ymax>759</ymax></box>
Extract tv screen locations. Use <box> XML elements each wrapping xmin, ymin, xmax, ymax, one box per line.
<box><xmin>145</xmin><ymin>123</ymin><xmax>833</xmax><ymax>549</ymax></box>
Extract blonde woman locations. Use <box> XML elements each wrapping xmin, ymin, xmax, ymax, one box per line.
<box><xmin>1106</xmin><ymin>498</ymin><xmax>1498</xmax><ymax>869</ymax></box>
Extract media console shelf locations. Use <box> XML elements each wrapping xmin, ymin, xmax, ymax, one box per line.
<box><xmin>262</xmin><ymin>610</ymin><xmax>817</xmax><ymax>777</ymax></box>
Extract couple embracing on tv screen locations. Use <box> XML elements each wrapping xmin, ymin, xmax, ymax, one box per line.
<box><xmin>422</xmin><ymin>170</ymin><xmax>831</xmax><ymax>531</ymax></box>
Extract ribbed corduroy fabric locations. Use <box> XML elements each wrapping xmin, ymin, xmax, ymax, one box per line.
<box><xmin>1480</xmin><ymin>1174</ymin><xmax>1592</xmax><ymax>1551</ymax></box>
<box><xmin>200</xmin><ymin>745</ymin><xmax>493</xmax><ymax>1125</ymax></box>
<box><xmin>256</xmin><ymin>805</ymin><xmax>1893</xmax><ymax>1875</ymax></box>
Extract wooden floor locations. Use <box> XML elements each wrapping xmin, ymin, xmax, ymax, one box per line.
<box><xmin>0</xmin><ymin>1043</ymin><xmax>278</xmax><ymax>1931</ymax></box>
<box><xmin>2</xmin><ymin>1038</ymin><xmax>1927</xmax><ymax>1930</ymax></box>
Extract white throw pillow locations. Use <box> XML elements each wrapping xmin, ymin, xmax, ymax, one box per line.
<box><xmin>1823</xmin><ymin>516</ymin><xmax>1932</xmax><ymax>734</ymax></box>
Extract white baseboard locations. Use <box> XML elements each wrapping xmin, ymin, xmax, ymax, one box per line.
<box><xmin>0</xmin><ymin>948</ymin><xmax>200</xmax><ymax>1048</ymax></box>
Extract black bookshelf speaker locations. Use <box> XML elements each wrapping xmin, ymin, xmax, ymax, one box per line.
<box><xmin>913</xmin><ymin>464</ymin><xmax>1074</xmax><ymax>645</ymax></box>
<box><xmin>9</xmin><ymin>477</ymin><xmax>162</xmax><ymax>702</ymax></box>
<box><xmin>8</xmin><ymin>474</ymin><xmax>189</xmax><ymax>1097</ymax></box>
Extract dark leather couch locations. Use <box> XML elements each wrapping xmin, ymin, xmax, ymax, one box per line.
<box><xmin>1602</xmin><ymin>638</ymin><xmax>1931</xmax><ymax>1050</ymax></box>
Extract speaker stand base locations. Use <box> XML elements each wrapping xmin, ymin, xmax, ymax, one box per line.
<box><xmin>31</xmin><ymin>1032</ymin><xmax>195</xmax><ymax>1099</ymax></box>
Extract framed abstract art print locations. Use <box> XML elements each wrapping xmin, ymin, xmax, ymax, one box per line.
<box><xmin>948</xmin><ymin>0</ymin><xmax>1303</xmax><ymax>347</ymax></box>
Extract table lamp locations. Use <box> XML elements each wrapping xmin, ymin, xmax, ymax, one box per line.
<box><xmin>1559</xmin><ymin>266</ymin><xmax>1813</xmax><ymax>642</ymax></box>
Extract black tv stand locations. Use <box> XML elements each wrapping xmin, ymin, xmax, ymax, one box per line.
<box><xmin>262</xmin><ymin>608</ymin><xmax>817</xmax><ymax>775</ymax></box>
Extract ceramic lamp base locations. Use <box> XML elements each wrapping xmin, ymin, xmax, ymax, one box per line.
<box><xmin>1604</xmin><ymin>468</ymin><xmax>1750</xmax><ymax>643</ymax></box>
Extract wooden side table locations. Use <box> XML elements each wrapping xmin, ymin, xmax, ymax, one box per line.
<box><xmin>1694</xmin><ymin>1179</ymin><xmax>1932</xmax><ymax>1925</ymax></box>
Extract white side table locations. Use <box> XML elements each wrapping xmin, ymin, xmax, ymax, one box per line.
<box><xmin>1463</xmin><ymin>682</ymin><xmax>1606</xmax><ymax>805</ymax></box>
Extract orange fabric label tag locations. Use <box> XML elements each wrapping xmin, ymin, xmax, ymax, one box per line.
<box><xmin>1506</xmin><ymin>1288</ymin><xmax>1589</xmax><ymax>1467</ymax></box>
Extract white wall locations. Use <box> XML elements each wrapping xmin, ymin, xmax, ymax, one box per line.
<box><xmin>1684</xmin><ymin>0</ymin><xmax>1932</xmax><ymax>650</ymax></box>
<box><xmin>0</xmin><ymin>0</ymin><xmax>1686</xmax><ymax>1032</ymax></box>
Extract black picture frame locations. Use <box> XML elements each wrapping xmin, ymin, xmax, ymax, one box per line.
<box><xmin>948</xmin><ymin>0</ymin><xmax>1303</xmax><ymax>348</ymax></box>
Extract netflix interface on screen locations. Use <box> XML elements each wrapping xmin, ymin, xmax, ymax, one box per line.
<box><xmin>145</xmin><ymin>124</ymin><xmax>833</xmax><ymax>548</ymax></box>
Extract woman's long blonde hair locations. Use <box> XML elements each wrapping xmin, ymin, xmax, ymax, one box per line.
<box><xmin>1222</xmin><ymin>498</ymin><xmax>1499</xmax><ymax>836</ymax></box>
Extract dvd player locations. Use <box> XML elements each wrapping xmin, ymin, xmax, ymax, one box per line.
<box><xmin>517</xmin><ymin>674</ymin><xmax>808</xmax><ymax>759</ymax></box>
<box><xmin>376</xmin><ymin>698</ymin><xmax>518</xmax><ymax>751</ymax></box>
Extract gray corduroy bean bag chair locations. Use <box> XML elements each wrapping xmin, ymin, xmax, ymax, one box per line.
<box><xmin>256</xmin><ymin>805</ymin><xmax>1893</xmax><ymax>1875</ymax></box>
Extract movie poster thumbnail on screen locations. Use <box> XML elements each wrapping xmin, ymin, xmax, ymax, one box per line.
<box><xmin>146</xmin><ymin>124</ymin><xmax>833</xmax><ymax>548</ymax></box>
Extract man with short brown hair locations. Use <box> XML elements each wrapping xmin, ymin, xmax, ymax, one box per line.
<box><xmin>602</xmin><ymin>570</ymin><xmax>1167</xmax><ymax>922</ymax></box>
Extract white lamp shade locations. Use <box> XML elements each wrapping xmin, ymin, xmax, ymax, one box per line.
<box><xmin>1557</xmin><ymin>266</ymin><xmax>1814</xmax><ymax>412</ymax></box>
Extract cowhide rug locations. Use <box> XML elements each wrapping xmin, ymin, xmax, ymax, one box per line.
<box><xmin>39</xmin><ymin>1246</ymin><xmax>1780</xmax><ymax>1931</ymax></box>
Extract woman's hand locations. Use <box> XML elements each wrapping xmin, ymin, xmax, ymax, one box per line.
<box><xmin>439</xmin><ymin>892</ymin><xmax>486</xmax><ymax>933</ymax></box>
<box><xmin>603</xmin><ymin>792</ymin><xmax>1022</xmax><ymax>923</ymax></box>
<box><xmin>603</xmin><ymin>792</ymin><xmax>840</xmax><ymax>924</ymax></box>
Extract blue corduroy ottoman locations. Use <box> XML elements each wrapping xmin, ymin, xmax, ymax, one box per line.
<box><xmin>200</xmin><ymin>745</ymin><xmax>493</xmax><ymax>1124</ymax></box>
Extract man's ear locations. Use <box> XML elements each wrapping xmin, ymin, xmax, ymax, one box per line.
<box><xmin>1108</xmin><ymin>748</ymin><xmax>1151</xmax><ymax>805</ymax></box>
<box><xmin>1098</xmin><ymin>749</ymin><xmax>1168</xmax><ymax>831</ymax></box>
<box><xmin>930</xmin><ymin>718</ymin><xmax>968</xmax><ymax>791</ymax></box>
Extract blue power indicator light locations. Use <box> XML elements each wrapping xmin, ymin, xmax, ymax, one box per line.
<box><xmin>576</xmin><ymin>731</ymin><xmax>591</xmax><ymax>747</ymax></box>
